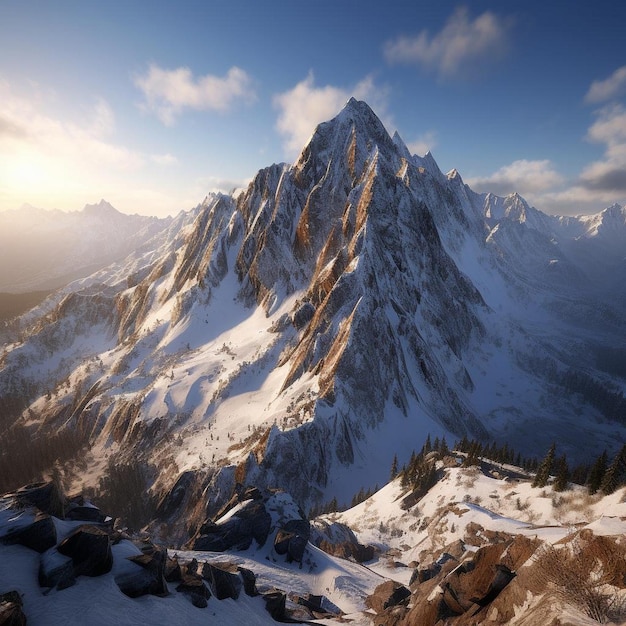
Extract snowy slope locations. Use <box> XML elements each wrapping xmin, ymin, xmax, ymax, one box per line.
<box><xmin>1</xmin><ymin>99</ymin><xmax>625</xmax><ymax>541</ymax></box>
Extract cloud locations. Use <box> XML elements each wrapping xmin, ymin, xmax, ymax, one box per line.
<box><xmin>384</xmin><ymin>6</ymin><xmax>511</xmax><ymax>79</ymax></box>
<box><xmin>407</xmin><ymin>131</ymin><xmax>437</xmax><ymax>156</ymax></box>
<box><xmin>467</xmin><ymin>159</ymin><xmax>564</xmax><ymax>196</ymax></box>
<box><xmin>150</xmin><ymin>153</ymin><xmax>178</xmax><ymax>166</ymax></box>
<box><xmin>585</xmin><ymin>66</ymin><xmax>626</xmax><ymax>104</ymax></box>
<box><xmin>579</xmin><ymin>104</ymin><xmax>626</xmax><ymax>193</ymax></box>
<box><xmin>273</xmin><ymin>72</ymin><xmax>391</xmax><ymax>157</ymax></box>
<box><xmin>134</xmin><ymin>64</ymin><xmax>256</xmax><ymax>125</ymax></box>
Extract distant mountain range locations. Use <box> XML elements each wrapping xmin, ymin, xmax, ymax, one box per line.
<box><xmin>1</xmin><ymin>98</ymin><xmax>625</xmax><ymax>538</ymax></box>
<box><xmin>0</xmin><ymin>200</ymin><xmax>172</xmax><ymax>293</ymax></box>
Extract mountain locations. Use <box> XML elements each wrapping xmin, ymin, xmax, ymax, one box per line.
<box><xmin>1</xmin><ymin>99</ymin><xmax>626</xmax><ymax>541</ymax></box>
<box><xmin>0</xmin><ymin>200</ymin><xmax>173</xmax><ymax>293</ymax></box>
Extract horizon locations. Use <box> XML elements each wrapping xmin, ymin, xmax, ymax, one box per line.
<box><xmin>1</xmin><ymin>1</ymin><xmax>625</xmax><ymax>218</ymax></box>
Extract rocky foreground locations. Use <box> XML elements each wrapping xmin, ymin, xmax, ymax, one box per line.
<box><xmin>2</xmin><ymin>454</ymin><xmax>626</xmax><ymax>625</ymax></box>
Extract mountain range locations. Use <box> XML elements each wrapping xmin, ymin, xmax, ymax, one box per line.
<box><xmin>1</xmin><ymin>98</ymin><xmax>625</xmax><ymax>537</ymax></box>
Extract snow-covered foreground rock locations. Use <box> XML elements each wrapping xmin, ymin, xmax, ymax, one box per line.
<box><xmin>2</xmin><ymin>452</ymin><xmax>626</xmax><ymax>625</ymax></box>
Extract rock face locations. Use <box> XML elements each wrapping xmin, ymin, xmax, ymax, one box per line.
<box><xmin>0</xmin><ymin>591</ymin><xmax>26</xmax><ymax>626</ymax></box>
<box><xmin>2</xmin><ymin>98</ymin><xmax>626</xmax><ymax>531</ymax></box>
<box><xmin>2</xmin><ymin>512</ymin><xmax>57</xmax><ymax>553</ymax></box>
<box><xmin>57</xmin><ymin>525</ymin><xmax>113</xmax><ymax>577</ymax></box>
<box><xmin>273</xmin><ymin>519</ymin><xmax>310</xmax><ymax>563</ymax></box>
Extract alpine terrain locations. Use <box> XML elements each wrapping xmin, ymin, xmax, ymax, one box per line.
<box><xmin>1</xmin><ymin>98</ymin><xmax>625</xmax><ymax>551</ymax></box>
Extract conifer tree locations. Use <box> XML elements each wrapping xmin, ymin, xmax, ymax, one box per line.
<box><xmin>440</xmin><ymin>437</ymin><xmax>449</xmax><ymax>457</ymax></box>
<box><xmin>532</xmin><ymin>442</ymin><xmax>556</xmax><ymax>488</ymax></box>
<box><xmin>390</xmin><ymin>454</ymin><xmax>398</xmax><ymax>480</ymax></box>
<box><xmin>587</xmin><ymin>450</ymin><xmax>608</xmax><ymax>495</ymax></box>
<box><xmin>553</xmin><ymin>454</ymin><xmax>569</xmax><ymax>492</ymax></box>
<box><xmin>600</xmin><ymin>445</ymin><xmax>626</xmax><ymax>495</ymax></box>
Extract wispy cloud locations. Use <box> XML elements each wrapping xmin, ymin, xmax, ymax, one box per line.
<box><xmin>467</xmin><ymin>159</ymin><xmax>564</xmax><ymax>197</ymax></box>
<box><xmin>273</xmin><ymin>72</ymin><xmax>391</xmax><ymax>157</ymax></box>
<box><xmin>407</xmin><ymin>131</ymin><xmax>437</xmax><ymax>156</ymax></box>
<box><xmin>384</xmin><ymin>7</ymin><xmax>511</xmax><ymax>79</ymax></box>
<box><xmin>134</xmin><ymin>64</ymin><xmax>256</xmax><ymax>125</ymax></box>
<box><xmin>585</xmin><ymin>66</ymin><xmax>626</xmax><ymax>104</ymax></box>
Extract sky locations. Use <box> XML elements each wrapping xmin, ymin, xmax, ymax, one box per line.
<box><xmin>1</xmin><ymin>0</ymin><xmax>625</xmax><ymax>218</ymax></box>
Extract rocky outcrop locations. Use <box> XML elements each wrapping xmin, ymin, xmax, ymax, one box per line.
<box><xmin>57</xmin><ymin>525</ymin><xmax>113</xmax><ymax>577</ymax></box>
<box><xmin>0</xmin><ymin>591</ymin><xmax>26</xmax><ymax>626</ymax></box>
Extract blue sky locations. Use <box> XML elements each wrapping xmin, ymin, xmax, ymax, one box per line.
<box><xmin>1</xmin><ymin>0</ymin><xmax>625</xmax><ymax>217</ymax></box>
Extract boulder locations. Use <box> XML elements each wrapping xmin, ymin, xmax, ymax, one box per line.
<box><xmin>192</xmin><ymin>499</ymin><xmax>271</xmax><ymax>551</ymax></box>
<box><xmin>201</xmin><ymin>562</ymin><xmax>242</xmax><ymax>600</ymax></box>
<box><xmin>12</xmin><ymin>481</ymin><xmax>65</xmax><ymax>518</ymax></box>
<box><xmin>366</xmin><ymin>580</ymin><xmax>411</xmax><ymax>614</ymax></box>
<box><xmin>116</xmin><ymin>546</ymin><xmax>169</xmax><ymax>598</ymax></box>
<box><xmin>0</xmin><ymin>591</ymin><xmax>26</xmax><ymax>626</ymax></box>
<box><xmin>274</xmin><ymin>519</ymin><xmax>310</xmax><ymax>563</ymax></box>
<box><xmin>237</xmin><ymin>566</ymin><xmax>258</xmax><ymax>596</ymax></box>
<box><xmin>176</xmin><ymin>574</ymin><xmax>211</xmax><ymax>608</ymax></box>
<box><xmin>165</xmin><ymin>555</ymin><xmax>182</xmax><ymax>582</ymax></box>
<box><xmin>294</xmin><ymin>593</ymin><xmax>342</xmax><ymax>617</ymax></box>
<box><xmin>65</xmin><ymin>502</ymin><xmax>107</xmax><ymax>524</ymax></box>
<box><xmin>3</xmin><ymin>512</ymin><xmax>57</xmax><ymax>553</ymax></box>
<box><xmin>38</xmin><ymin>548</ymin><xmax>76</xmax><ymax>590</ymax></box>
<box><xmin>57</xmin><ymin>525</ymin><xmax>113</xmax><ymax>577</ymax></box>
<box><xmin>263</xmin><ymin>591</ymin><xmax>287</xmax><ymax>621</ymax></box>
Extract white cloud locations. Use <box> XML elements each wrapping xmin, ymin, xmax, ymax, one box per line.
<box><xmin>273</xmin><ymin>72</ymin><xmax>392</xmax><ymax>157</ymax></box>
<box><xmin>467</xmin><ymin>159</ymin><xmax>564</xmax><ymax>196</ymax></box>
<box><xmin>585</xmin><ymin>66</ymin><xmax>626</xmax><ymax>104</ymax></box>
<box><xmin>150</xmin><ymin>153</ymin><xmax>178</xmax><ymax>166</ymax></box>
<box><xmin>407</xmin><ymin>131</ymin><xmax>437</xmax><ymax>156</ymax></box>
<box><xmin>384</xmin><ymin>7</ymin><xmax>510</xmax><ymax>79</ymax></box>
<box><xmin>575</xmin><ymin>104</ymin><xmax>626</xmax><ymax>193</ymax></box>
<box><xmin>134</xmin><ymin>64</ymin><xmax>256</xmax><ymax>125</ymax></box>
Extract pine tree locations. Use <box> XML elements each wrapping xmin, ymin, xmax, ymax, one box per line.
<box><xmin>532</xmin><ymin>442</ymin><xmax>556</xmax><ymax>488</ymax></box>
<box><xmin>600</xmin><ymin>445</ymin><xmax>626</xmax><ymax>495</ymax></box>
<box><xmin>440</xmin><ymin>437</ymin><xmax>449</xmax><ymax>457</ymax></box>
<box><xmin>390</xmin><ymin>454</ymin><xmax>399</xmax><ymax>480</ymax></box>
<box><xmin>587</xmin><ymin>450</ymin><xmax>608</xmax><ymax>495</ymax></box>
<box><xmin>553</xmin><ymin>454</ymin><xmax>569</xmax><ymax>492</ymax></box>
<box><xmin>423</xmin><ymin>434</ymin><xmax>432</xmax><ymax>455</ymax></box>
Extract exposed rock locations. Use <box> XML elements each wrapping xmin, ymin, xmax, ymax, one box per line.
<box><xmin>65</xmin><ymin>501</ymin><xmax>106</xmax><ymax>524</ymax></box>
<box><xmin>0</xmin><ymin>591</ymin><xmax>26</xmax><ymax>626</ymax></box>
<box><xmin>273</xmin><ymin>518</ymin><xmax>310</xmax><ymax>563</ymax></box>
<box><xmin>11</xmin><ymin>481</ymin><xmax>65</xmax><ymax>518</ymax></box>
<box><xmin>116</xmin><ymin>545</ymin><xmax>169</xmax><ymax>598</ymax></box>
<box><xmin>292</xmin><ymin>301</ymin><xmax>315</xmax><ymax>329</ymax></box>
<box><xmin>237</xmin><ymin>566</ymin><xmax>258</xmax><ymax>596</ymax></box>
<box><xmin>38</xmin><ymin>548</ymin><xmax>76</xmax><ymax>590</ymax></box>
<box><xmin>192</xmin><ymin>499</ymin><xmax>271</xmax><ymax>551</ymax></box>
<box><xmin>292</xmin><ymin>593</ymin><xmax>342</xmax><ymax>617</ymax></box>
<box><xmin>366</xmin><ymin>580</ymin><xmax>411</xmax><ymax>614</ymax></box>
<box><xmin>263</xmin><ymin>590</ymin><xmax>287</xmax><ymax>621</ymax></box>
<box><xmin>57</xmin><ymin>525</ymin><xmax>113</xmax><ymax>577</ymax></box>
<box><xmin>2</xmin><ymin>511</ymin><xmax>57</xmax><ymax>553</ymax></box>
<box><xmin>201</xmin><ymin>561</ymin><xmax>242</xmax><ymax>600</ymax></box>
<box><xmin>165</xmin><ymin>555</ymin><xmax>182</xmax><ymax>582</ymax></box>
<box><xmin>175</xmin><ymin>574</ymin><xmax>211</xmax><ymax>608</ymax></box>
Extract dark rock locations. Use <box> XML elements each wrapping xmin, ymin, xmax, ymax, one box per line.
<box><xmin>0</xmin><ymin>590</ymin><xmax>26</xmax><ymax>626</ymax></box>
<box><xmin>65</xmin><ymin>504</ymin><xmax>106</xmax><ymax>524</ymax></box>
<box><xmin>263</xmin><ymin>591</ymin><xmax>287</xmax><ymax>621</ymax></box>
<box><xmin>155</xmin><ymin>471</ymin><xmax>195</xmax><ymax>519</ymax></box>
<box><xmin>365</xmin><ymin>580</ymin><xmax>411</xmax><ymax>614</ymax></box>
<box><xmin>185</xmin><ymin>558</ymin><xmax>199</xmax><ymax>576</ymax></box>
<box><xmin>116</xmin><ymin>545</ymin><xmax>169</xmax><ymax>598</ymax></box>
<box><xmin>3</xmin><ymin>512</ymin><xmax>57</xmax><ymax>553</ymax></box>
<box><xmin>292</xmin><ymin>301</ymin><xmax>315</xmax><ymax>329</ymax></box>
<box><xmin>57</xmin><ymin>525</ymin><xmax>113</xmax><ymax>577</ymax></box>
<box><xmin>201</xmin><ymin>562</ymin><xmax>242</xmax><ymax>600</ymax></box>
<box><xmin>192</xmin><ymin>499</ymin><xmax>271</xmax><ymax>552</ymax></box>
<box><xmin>417</xmin><ymin>562</ymin><xmax>441</xmax><ymax>583</ymax></box>
<box><xmin>237</xmin><ymin>566</ymin><xmax>258</xmax><ymax>596</ymax></box>
<box><xmin>470</xmin><ymin>564</ymin><xmax>516</xmax><ymax>606</ymax></box>
<box><xmin>274</xmin><ymin>519</ymin><xmax>310</xmax><ymax>563</ymax></box>
<box><xmin>39</xmin><ymin>548</ymin><xmax>76</xmax><ymax>590</ymax></box>
<box><xmin>12</xmin><ymin>481</ymin><xmax>65</xmax><ymax>518</ymax></box>
<box><xmin>176</xmin><ymin>574</ymin><xmax>211</xmax><ymax>608</ymax></box>
<box><xmin>165</xmin><ymin>556</ymin><xmax>182</xmax><ymax>582</ymax></box>
<box><xmin>294</xmin><ymin>593</ymin><xmax>342</xmax><ymax>616</ymax></box>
